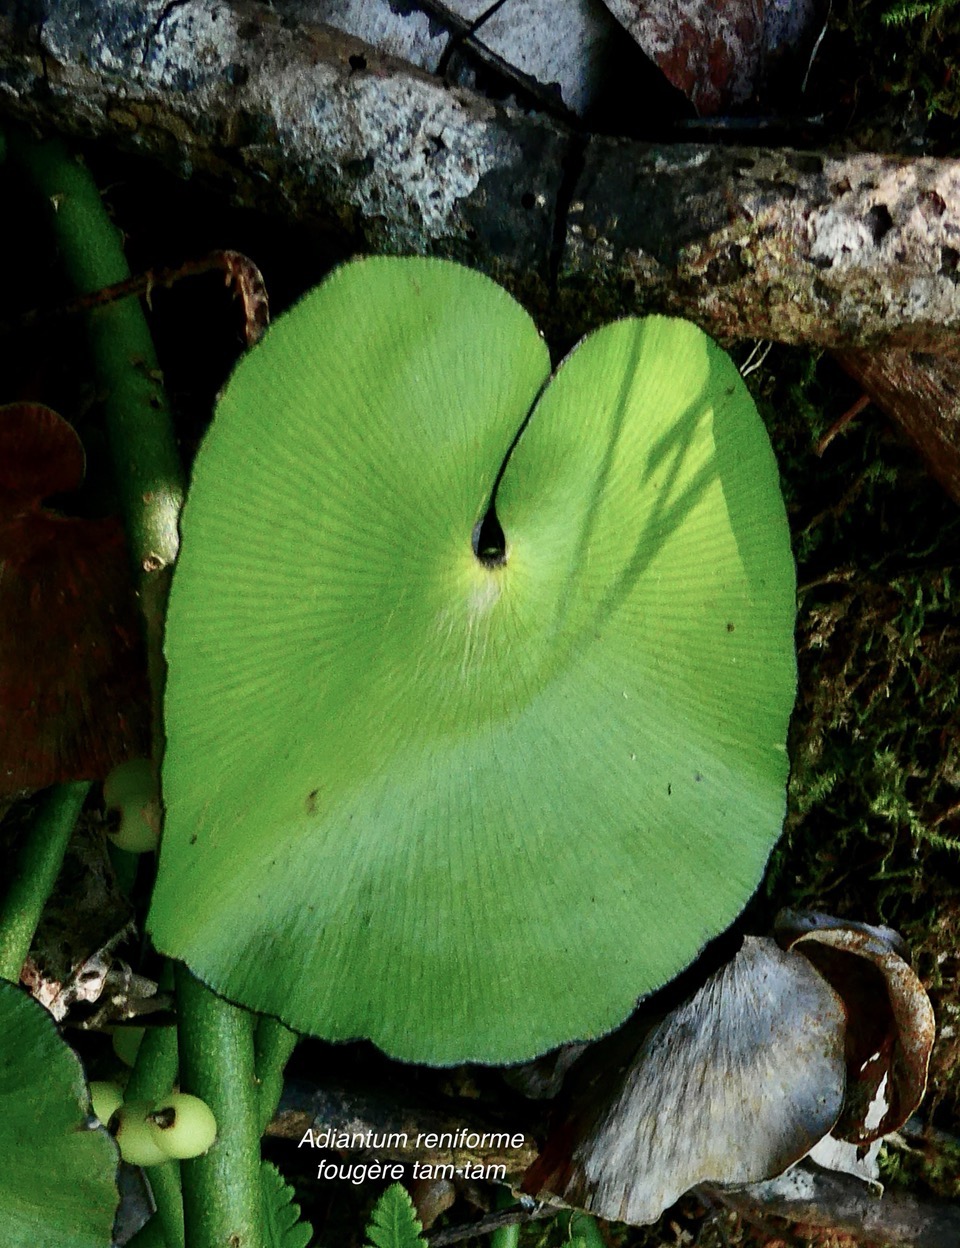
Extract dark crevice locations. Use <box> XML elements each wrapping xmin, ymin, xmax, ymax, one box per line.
<box><xmin>19</xmin><ymin>1</ymin><xmax>50</xmax><ymax>89</ymax></box>
<box><xmin>471</xmin><ymin>126</ymin><xmax>588</xmax><ymax>567</ymax></box>
<box><xmin>865</xmin><ymin>203</ymin><xmax>893</xmax><ymax>246</ymax></box>
<box><xmin>940</xmin><ymin>245</ymin><xmax>960</xmax><ymax>282</ymax></box>
<box><xmin>548</xmin><ymin>130</ymin><xmax>589</xmax><ymax>295</ymax></box>
<box><xmin>471</xmin><ymin>509</ymin><xmax>506</xmax><ymax>567</ymax></box>
<box><xmin>38</xmin><ymin>19</ymin><xmax>50</xmax><ymax>89</ymax></box>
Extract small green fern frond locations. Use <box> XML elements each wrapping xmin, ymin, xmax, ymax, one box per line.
<box><xmin>365</xmin><ymin>1184</ymin><xmax>427</xmax><ymax>1248</ymax></box>
<box><xmin>261</xmin><ymin>1160</ymin><xmax>313</xmax><ymax>1248</ymax></box>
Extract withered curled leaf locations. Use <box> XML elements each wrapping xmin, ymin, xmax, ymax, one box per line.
<box><xmin>524</xmin><ymin>936</ymin><xmax>847</xmax><ymax>1225</ymax></box>
<box><xmin>776</xmin><ymin>910</ymin><xmax>936</xmax><ymax>1143</ymax></box>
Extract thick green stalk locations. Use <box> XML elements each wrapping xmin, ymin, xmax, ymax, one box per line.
<box><xmin>8</xmin><ymin>128</ymin><xmax>184</xmax><ymax>751</ymax></box>
<box><xmin>126</xmin><ymin>960</ymin><xmax>179</xmax><ymax>1104</ymax></box>
<box><xmin>175</xmin><ymin>964</ymin><xmax>263</xmax><ymax>1248</ymax></box>
<box><xmin>145</xmin><ymin>1162</ymin><xmax>185</xmax><ymax>1248</ymax></box>
<box><xmin>8</xmin><ymin>128</ymin><xmax>183</xmax><ymax>567</ymax></box>
<box><xmin>125</xmin><ymin>1021</ymin><xmax>180</xmax><ymax>1104</ymax></box>
<box><xmin>125</xmin><ymin>1014</ymin><xmax>184</xmax><ymax>1248</ymax></box>
<box><xmin>489</xmin><ymin>1188</ymin><xmax>519</xmax><ymax>1248</ymax></box>
<box><xmin>0</xmin><ymin>783</ymin><xmax>89</xmax><ymax>981</ymax></box>
<box><xmin>126</xmin><ymin>1213</ymin><xmax>171</xmax><ymax>1248</ymax></box>
<box><xmin>253</xmin><ymin>1016</ymin><xmax>298</xmax><ymax>1135</ymax></box>
<box><xmin>107</xmin><ymin>842</ymin><xmax>141</xmax><ymax>898</ymax></box>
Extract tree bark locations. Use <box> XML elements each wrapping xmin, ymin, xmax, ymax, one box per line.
<box><xmin>4</xmin><ymin>0</ymin><xmax>960</xmax><ymax>352</ymax></box>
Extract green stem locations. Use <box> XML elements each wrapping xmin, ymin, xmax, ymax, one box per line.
<box><xmin>124</xmin><ymin>1021</ymin><xmax>180</xmax><ymax>1104</ymax></box>
<box><xmin>8</xmin><ymin>127</ymin><xmax>185</xmax><ymax>754</ymax></box>
<box><xmin>124</xmin><ymin>965</ymin><xmax>184</xmax><ymax>1248</ymax></box>
<box><xmin>175</xmin><ymin>964</ymin><xmax>263</xmax><ymax>1248</ymax></box>
<box><xmin>0</xmin><ymin>783</ymin><xmax>89</xmax><ymax>981</ymax></box>
<box><xmin>489</xmin><ymin>1188</ymin><xmax>519</xmax><ymax>1248</ymax></box>
<box><xmin>107</xmin><ymin>841</ymin><xmax>141</xmax><ymax>898</ymax></box>
<box><xmin>126</xmin><ymin>1213</ymin><xmax>171</xmax><ymax>1248</ymax></box>
<box><xmin>125</xmin><ymin>961</ymin><xmax>179</xmax><ymax>1104</ymax></box>
<box><xmin>253</xmin><ymin>1016</ymin><xmax>298</xmax><ymax>1135</ymax></box>
<box><xmin>569</xmin><ymin>1213</ymin><xmax>606</xmax><ymax>1248</ymax></box>
<box><xmin>126</xmin><ymin>1028</ymin><xmax>184</xmax><ymax>1248</ymax></box>
<box><xmin>146</xmin><ymin>1161</ymin><xmax>185</xmax><ymax>1248</ymax></box>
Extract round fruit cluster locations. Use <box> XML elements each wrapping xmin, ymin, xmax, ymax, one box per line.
<box><xmin>90</xmin><ymin>1083</ymin><xmax>217</xmax><ymax>1166</ymax></box>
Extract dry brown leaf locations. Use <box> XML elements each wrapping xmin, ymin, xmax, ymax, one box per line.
<box><xmin>524</xmin><ymin>912</ymin><xmax>935</xmax><ymax>1227</ymax></box>
<box><xmin>776</xmin><ymin>910</ymin><xmax>937</xmax><ymax>1143</ymax></box>
<box><xmin>524</xmin><ymin>936</ymin><xmax>847</xmax><ymax>1224</ymax></box>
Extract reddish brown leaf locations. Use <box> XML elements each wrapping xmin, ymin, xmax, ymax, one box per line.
<box><xmin>0</xmin><ymin>401</ymin><xmax>85</xmax><ymax>504</ymax></box>
<box><xmin>0</xmin><ymin>403</ymin><xmax>150</xmax><ymax>796</ymax></box>
<box><xmin>776</xmin><ymin>910</ymin><xmax>936</xmax><ymax>1144</ymax></box>
<box><xmin>600</xmin><ymin>0</ymin><xmax>821</xmax><ymax>115</ymax></box>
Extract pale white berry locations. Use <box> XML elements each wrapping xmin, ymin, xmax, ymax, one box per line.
<box><xmin>89</xmin><ymin>1081</ymin><xmax>123</xmax><ymax>1126</ymax></box>
<box><xmin>114</xmin><ymin>1101</ymin><xmax>170</xmax><ymax>1167</ymax></box>
<box><xmin>147</xmin><ymin>1092</ymin><xmax>218</xmax><ymax>1160</ymax></box>
<box><xmin>103</xmin><ymin>759</ymin><xmax>161</xmax><ymax>853</ymax></box>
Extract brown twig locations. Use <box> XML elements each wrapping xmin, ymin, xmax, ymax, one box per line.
<box><xmin>714</xmin><ymin>1166</ymin><xmax>960</xmax><ymax>1248</ymax></box>
<box><xmin>0</xmin><ymin>249</ymin><xmax>269</xmax><ymax>346</ymax></box>
<box><xmin>427</xmin><ymin>1203</ymin><xmax>556</xmax><ymax>1246</ymax></box>
<box><xmin>815</xmin><ymin>392</ymin><xmax>873</xmax><ymax>456</ymax></box>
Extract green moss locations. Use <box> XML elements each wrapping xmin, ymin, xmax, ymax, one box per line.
<box><xmin>879</xmin><ymin>1125</ymin><xmax>960</xmax><ymax>1200</ymax></box>
<box><xmin>733</xmin><ymin>343</ymin><xmax>960</xmax><ymax>1171</ymax></box>
<box><xmin>829</xmin><ymin>0</ymin><xmax>960</xmax><ymax>127</ymax></box>
<box><xmin>739</xmin><ymin>346</ymin><xmax>960</xmax><ymax>896</ymax></box>
<box><xmin>882</xmin><ymin>0</ymin><xmax>960</xmax><ymax>29</ymax></box>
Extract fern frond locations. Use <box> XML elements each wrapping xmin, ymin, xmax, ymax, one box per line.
<box><xmin>365</xmin><ymin>1184</ymin><xmax>427</xmax><ymax>1248</ymax></box>
<box><xmin>261</xmin><ymin>1160</ymin><xmax>313</xmax><ymax>1248</ymax></box>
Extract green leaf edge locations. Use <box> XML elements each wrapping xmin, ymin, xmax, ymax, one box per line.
<box><xmin>0</xmin><ymin>981</ymin><xmax>119</xmax><ymax>1248</ymax></box>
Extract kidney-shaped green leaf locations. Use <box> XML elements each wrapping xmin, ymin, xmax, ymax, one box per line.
<box><xmin>150</xmin><ymin>257</ymin><xmax>796</xmax><ymax>1063</ymax></box>
<box><xmin>0</xmin><ymin>981</ymin><xmax>118</xmax><ymax>1247</ymax></box>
